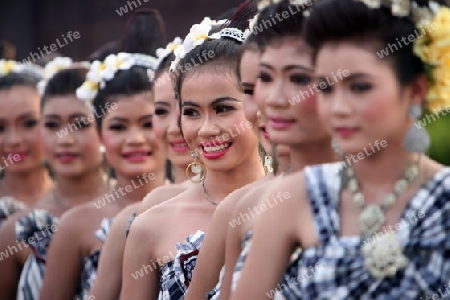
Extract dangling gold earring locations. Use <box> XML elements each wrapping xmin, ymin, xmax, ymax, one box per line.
<box><xmin>186</xmin><ymin>151</ymin><xmax>206</xmax><ymax>183</ymax></box>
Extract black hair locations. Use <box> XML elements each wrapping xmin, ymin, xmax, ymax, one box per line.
<box><xmin>174</xmin><ymin>0</ymin><xmax>257</xmax><ymax>102</ymax></box>
<box><xmin>88</xmin><ymin>41</ymin><xmax>121</xmax><ymax>62</ymax></box>
<box><xmin>304</xmin><ymin>0</ymin><xmax>447</xmax><ymax>86</ymax></box>
<box><xmin>253</xmin><ymin>1</ymin><xmax>308</xmax><ymax>50</ymax></box>
<box><xmin>121</xmin><ymin>8</ymin><xmax>167</xmax><ymax>56</ymax></box>
<box><xmin>0</xmin><ymin>72</ymin><xmax>41</xmax><ymax>92</ymax></box>
<box><xmin>236</xmin><ymin>34</ymin><xmax>259</xmax><ymax>82</ymax></box>
<box><xmin>216</xmin><ymin>7</ymin><xmax>238</xmax><ymax>21</ymax></box>
<box><xmin>154</xmin><ymin>53</ymin><xmax>174</xmax><ymax>82</ymax></box>
<box><xmin>0</xmin><ymin>40</ymin><xmax>15</xmax><ymax>60</ymax></box>
<box><xmin>41</xmin><ymin>67</ymin><xmax>88</xmax><ymax>109</ymax></box>
<box><xmin>93</xmin><ymin>66</ymin><xmax>153</xmax><ymax>131</ymax></box>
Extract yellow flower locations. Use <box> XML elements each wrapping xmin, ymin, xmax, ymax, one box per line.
<box><xmin>0</xmin><ymin>60</ymin><xmax>18</xmax><ymax>76</ymax></box>
<box><xmin>414</xmin><ymin>6</ymin><xmax>450</xmax><ymax>112</ymax></box>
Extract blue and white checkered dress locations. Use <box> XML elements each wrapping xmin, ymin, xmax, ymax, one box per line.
<box><xmin>78</xmin><ymin>217</ymin><xmax>113</xmax><ymax>298</ymax></box>
<box><xmin>15</xmin><ymin>209</ymin><xmax>58</xmax><ymax>300</ymax></box>
<box><xmin>158</xmin><ymin>230</ymin><xmax>205</xmax><ymax>300</ymax></box>
<box><xmin>281</xmin><ymin>163</ymin><xmax>450</xmax><ymax>300</ymax></box>
<box><xmin>15</xmin><ymin>213</ymin><xmax>112</xmax><ymax>300</ymax></box>
<box><xmin>0</xmin><ymin>196</ymin><xmax>26</xmax><ymax>227</ymax></box>
<box><xmin>216</xmin><ymin>230</ymin><xmax>301</xmax><ymax>300</ymax></box>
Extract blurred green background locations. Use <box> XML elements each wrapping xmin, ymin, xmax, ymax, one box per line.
<box><xmin>425</xmin><ymin>112</ymin><xmax>450</xmax><ymax>166</ymax></box>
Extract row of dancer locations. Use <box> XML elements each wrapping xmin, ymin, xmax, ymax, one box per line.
<box><xmin>1</xmin><ymin>0</ymin><xmax>450</xmax><ymax>299</ymax></box>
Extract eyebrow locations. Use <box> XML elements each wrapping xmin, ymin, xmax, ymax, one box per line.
<box><xmin>154</xmin><ymin>101</ymin><xmax>171</xmax><ymax>107</ymax></box>
<box><xmin>316</xmin><ymin>72</ymin><xmax>369</xmax><ymax>82</ymax></box>
<box><xmin>182</xmin><ymin>97</ymin><xmax>241</xmax><ymax>108</ymax></box>
<box><xmin>43</xmin><ymin>113</ymin><xmax>89</xmax><ymax>120</ymax></box>
<box><xmin>260</xmin><ymin>63</ymin><xmax>313</xmax><ymax>72</ymax></box>
<box><xmin>108</xmin><ymin>114</ymin><xmax>153</xmax><ymax>123</ymax></box>
<box><xmin>18</xmin><ymin>112</ymin><xmax>38</xmax><ymax>120</ymax></box>
<box><xmin>241</xmin><ymin>83</ymin><xmax>255</xmax><ymax>88</ymax></box>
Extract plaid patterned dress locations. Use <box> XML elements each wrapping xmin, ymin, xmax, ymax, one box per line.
<box><xmin>78</xmin><ymin>217</ymin><xmax>113</xmax><ymax>298</ymax></box>
<box><xmin>281</xmin><ymin>163</ymin><xmax>450</xmax><ymax>299</ymax></box>
<box><xmin>229</xmin><ymin>230</ymin><xmax>301</xmax><ymax>300</ymax></box>
<box><xmin>15</xmin><ymin>209</ymin><xmax>58</xmax><ymax>300</ymax></box>
<box><xmin>15</xmin><ymin>213</ymin><xmax>112</xmax><ymax>300</ymax></box>
<box><xmin>0</xmin><ymin>196</ymin><xmax>26</xmax><ymax>227</ymax></box>
<box><xmin>158</xmin><ymin>230</ymin><xmax>205</xmax><ymax>300</ymax></box>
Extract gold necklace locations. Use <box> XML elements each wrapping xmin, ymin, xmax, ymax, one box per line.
<box><xmin>201</xmin><ymin>181</ymin><xmax>218</xmax><ymax>206</ymax></box>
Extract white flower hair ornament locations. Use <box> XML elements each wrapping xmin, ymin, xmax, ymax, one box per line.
<box><xmin>76</xmin><ymin>52</ymin><xmax>158</xmax><ymax>109</ymax></box>
<box><xmin>356</xmin><ymin>0</ymin><xmax>440</xmax><ymax>23</ymax></box>
<box><xmin>0</xmin><ymin>59</ymin><xmax>44</xmax><ymax>80</ymax></box>
<box><xmin>37</xmin><ymin>57</ymin><xmax>90</xmax><ymax>96</ymax></box>
<box><xmin>257</xmin><ymin>0</ymin><xmax>317</xmax><ymax>12</ymax></box>
<box><xmin>169</xmin><ymin>19</ymin><xmax>246</xmax><ymax>72</ymax></box>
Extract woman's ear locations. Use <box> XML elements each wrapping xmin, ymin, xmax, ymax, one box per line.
<box><xmin>406</xmin><ymin>73</ymin><xmax>428</xmax><ymax>107</ymax></box>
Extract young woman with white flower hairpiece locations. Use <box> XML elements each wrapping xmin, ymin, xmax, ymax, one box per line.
<box><xmin>38</xmin><ymin>52</ymin><xmax>166</xmax><ymax>300</ymax></box>
<box><xmin>185</xmin><ymin>1</ymin><xmax>338</xmax><ymax>299</ymax></box>
<box><xmin>0</xmin><ymin>61</ymin><xmax>52</xmax><ymax>226</ymax></box>
<box><xmin>0</xmin><ymin>63</ymin><xmax>109</xmax><ymax>300</ymax></box>
<box><xmin>120</xmin><ymin>5</ymin><xmax>267</xmax><ymax>299</ymax></box>
<box><xmin>232</xmin><ymin>0</ymin><xmax>450</xmax><ymax>299</ymax></box>
<box><xmin>89</xmin><ymin>38</ymin><xmax>196</xmax><ymax>300</ymax></box>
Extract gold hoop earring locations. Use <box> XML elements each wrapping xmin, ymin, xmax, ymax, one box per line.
<box><xmin>186</xmin><ymin>151</ymin><xmax>206</xmax><ymax>183</ymax></box>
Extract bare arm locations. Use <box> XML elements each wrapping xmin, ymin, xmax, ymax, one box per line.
<box><xmin>89</xmin><ymin>203</ymin><xmax>138</xmax><ymax>300</ymax></box>
<box><xmin>229</xmin><ymin>178</ymin><xmax>303</xmax><ymax>300</ymax></box>
<box><xmin>120</xmin><ymin>212</ymin><xmax>160</xmax><ymax>300</ymax></box>
<box><xmin>185</xmin><ymin>197</ymin><xmax>238</xmax><ymax>300</ymax></box>
<box><xmin>39</xmin><ymin>211</ymin><xmax>86</xmax><ymax>299</ymax></box>
<box><xmin>0</xmin><ymin>211</ymin><xmax>31</xmax><ymax>300</ymax></box>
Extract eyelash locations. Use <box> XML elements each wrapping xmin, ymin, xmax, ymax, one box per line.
<box><xmin>44</xmin><ymin>121</ymin><xmax>59</xmax><ymax>130</ymax></box>
<box><xmin>24</xmin><ymin>119</ymin><xmax>38</xmax><ymax>128</ymax></box>
<box><xmin>155</xmin><ymin>108</ymin><xmax>169</xmax><ymax>116</ymax></box>
<box><xmin>259</xmin><ymin>72</ymin><xmax>312</xmax><ymax>86</ymax></box>
<box><xmin>351</xmin><ymin>82</ymin><xmax>372</xmax><ymax>92</ymax></box>
<box><xmin>182</xmin><ymin>108</ymin><xmax>199</xmax><ymax>117</ymax></box>
<box><xmin>243</xmin><ymin>89</ymin><xmax>254</xmax><ymax>95</ymax></box>
<box><xmin>214</xmin><ymin>105</ymin><xmax>234</xmax><ymax>114</ymax></box>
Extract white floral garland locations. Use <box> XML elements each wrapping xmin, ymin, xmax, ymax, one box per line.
<box><xmin>0</xmin><ymin>59</ymin><xmax>43</xmax><ymax>80</ymax></box>
<box><xmin>169</xmin><ymin>17</ymin><xmax>249</xmax><ymax>72</ymax></box>
<box><xmin>37</xmin><ymin>57</ymin><xmax>90</xmax><ymax>96</ymax></box>
<box><xmin>76</xmin><ymin>52</ymin><xmax>158</xmax><ymax>108</ymax></box>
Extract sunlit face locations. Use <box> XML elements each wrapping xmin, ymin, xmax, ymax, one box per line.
<box><xmin>180</xmin><ymin>66</ymin><xmax>259</xmax><ymax>172</ymax></box>
<box><xmin>153</xmin><ymin>71</ymin><xmax>191</xmax><ymax>169</ymax></box>
<box><xmin>256</xmin><ymin>38</ymin><xmax>330</xmax><ymax>146</ymax></box>
<box><xmin>0</xmin><ymin>86</ymin><xmax>43</xmax><ymax>173</ymax></box>
<box><xmin>240</xmin><ymin>49</ymin><xmax>273</xmax><ymax>151</ymax></box>
<box><xmin>41</xmin><ymin>95</ymin><xmax>102</xmax><ymax>177</ymax></box>
<box><xmin>101</xmin><ymin>92</ymin><xmax>164</xmax><ymax>178</ymax></box>
<box><xmin>315</xmin><ymin>43</ymin><xmax>416</xmax><ymax>154</ymax></box>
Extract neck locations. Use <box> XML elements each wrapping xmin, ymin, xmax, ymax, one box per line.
<box><xmin>114</xmin><ymin>168</ymin><xmax>166</xmax><ymax>206</ymax></box>
<box><xmin>203</xmin><ymin>150</ymin><xmax>265</xmax><ymax>203</ymax></box>
<box><xmin>173</xmin><ymin>165</ymin><xmax>188</xmax><ymax>184</ymax></box>
<box><xmin>55</xmin><ymin>169</ymin><xmax>107</xmax><ymax>206</ymax></box>
<box><xmin>289</xmin><ymin>138</ymin><xmax>336</xmax><ymax>173</ymax></box>
<box><xmin>2</xmin><ymin>166</ymin><xmax>53</xmax><ymax>205</ymax></box>
<box><xmin>347</xmin><ymin>141</ymin><xmax>417</xmax><ymax>189</ymax></box>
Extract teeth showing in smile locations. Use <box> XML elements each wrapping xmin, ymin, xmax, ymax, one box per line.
<box><xmin>203</xmin><ymin>143</ymin><xmax>230</xmax><ymax>153</ymax></box>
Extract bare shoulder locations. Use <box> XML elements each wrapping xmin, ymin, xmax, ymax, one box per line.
<box><xmin>112</xmin><ymin>202</ymin><xmax>141</xmax><ymax>229</ymax></box>
<box><xmin>210</xmin><ymin>176</ymin><xmax>268</xmax><ymax>224</ymax></box>
<box><xmin>255</xmin><ymin>171</ymin><xmax>308</xmax><ymax>228</ymax></box>
<box><xmin>137</xmin><ymin>182</ymin><xmax>191</xmax><ymax>215</ymax></box>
